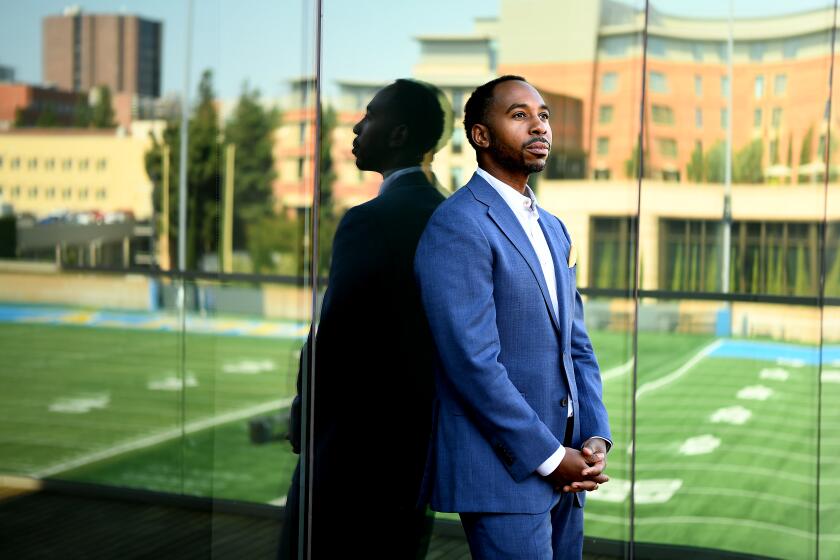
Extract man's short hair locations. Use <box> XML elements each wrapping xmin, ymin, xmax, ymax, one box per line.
<box><xmin>463</xmin><ymin>75</ymin><xmax>527</xmax><ymax>150</ymax></box>
<box><xmin>387</xmin><ymin>79</ymin><xmax>446</xmax><ymax>157</ymax></box>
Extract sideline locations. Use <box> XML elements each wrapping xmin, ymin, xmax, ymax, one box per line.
<box><xmin>636</xmin><ymin>339</ymin><xmax>723</xmax><ymax>399</ymax></box>
<box><xmin>33</xmin><ymin>397</ymin><xmax>293</xmax><ymax>478</ymax></box>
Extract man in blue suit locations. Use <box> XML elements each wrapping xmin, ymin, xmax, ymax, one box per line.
<box><xmin>414</xmin><ymin>75</ymin><xmax>611</xmax><ymax>559</ymax></box>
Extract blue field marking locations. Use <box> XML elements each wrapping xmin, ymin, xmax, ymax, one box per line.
<box><xmin>0</xmin><ymin>303</ymin><xmax>308</xmax><ymax>339</ymax></box>
<box><xmin>711</xmin><ymin>339</ymin><xmax>840</xmax><ymax>365</ymax></box>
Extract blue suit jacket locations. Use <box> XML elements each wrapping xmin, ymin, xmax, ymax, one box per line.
<box><xmin>414</xmin><ymin>172</ymin><xmax>611</xmax><ymax>514</ymax></box>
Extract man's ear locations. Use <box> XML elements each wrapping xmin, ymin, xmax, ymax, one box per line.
<box><xmin>471</xmin><ymin>124</ymin><xmax>490</xmax><ymax>149</ymax></box>
<box><xmin>389</xmin><ymin>124</ymin><xmax>408</xmax><ymax>148</ymax></box>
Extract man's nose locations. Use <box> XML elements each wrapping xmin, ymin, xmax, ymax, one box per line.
<box><xmin>530</xmin><ymin>117</ymin><xmax>547</xmax><ymax>135</ymax></box>
<box><xmin>352</xmin><ymin>121</ymin><xmax>361</xmax><ymax>134</ymax></box>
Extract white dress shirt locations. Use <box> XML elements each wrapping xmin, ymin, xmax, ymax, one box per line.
<box><xmin>476</xmin><ymin>167</ymin><xmax>571</xmax><ymax>476</ymax></box>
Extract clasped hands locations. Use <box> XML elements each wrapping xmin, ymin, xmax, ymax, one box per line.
<box><xmin>543</xmin><ymin>438</ymin><xmax>609</xmax><ymax>493</ymax></box>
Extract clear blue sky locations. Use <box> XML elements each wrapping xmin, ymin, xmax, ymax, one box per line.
<box><xmin>0</xmin><ymin>0</ymin><xmax>834</xmax><ymax>102</ymax></box>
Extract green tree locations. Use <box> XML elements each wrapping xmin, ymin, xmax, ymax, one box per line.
<box><xmin>686</xmin><ymin>142</ymin><xmax>705</xmax><ymax>182</ymax></box>
<box><xmin>73</xmin><ymin>99</ymin><xmax>92</xmax><ymax>127</ymax></box>
<box><xmin>307</xmin><ymin>105</ymin><xmax>338</xmax><ymax>277</ymax></box>
<box><xmin>800</xmin><ymin>125</ymin><xmax>814</xmax><ymax>164</ymax></box>
<box><xmin>733</xmin><ymin>139</ymin><xmax>764</xmax><ymax>184</ymax></box>
<box><xmin>624</xmin><ymin>140</ymin><xmax>646</xmax><ymax>179</ymax></box>
<box><xmin>704</xmin><ymin>141</ymin><xmax>727</xmax><ymax>184</ymax></box>
<box><xmin>35</xmin><ymin>105</ymin><xmax>59</xmax><ymax>127</ymax></box>
<box><xmin>786</xmin><ymin>133</ymin><xmax>794</xmax><ymax>167</ymax></box>
<box><xmin>90</xmin><ymin>86</ymin><xmax>116</xmax><ymax>128</ymax></box>
<box><xmin>145</xmin><ymin>69</ymin><xmax>221</xmax><ymax>270</ymax></box>
<box><xmin>224</xmin><ymin>83</ymin><xmax>279</xmax><ymax>252</ymax></box>
<box><xmin>794</xmin><ymin>245</ymin><xmax>810</xmax><ymax>295</ymax></box>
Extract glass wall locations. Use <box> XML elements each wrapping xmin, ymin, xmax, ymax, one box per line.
<box><xmin>1</xmin><ymin>0</ymin><xmax>839</xmax><ymax>559</ymax></box>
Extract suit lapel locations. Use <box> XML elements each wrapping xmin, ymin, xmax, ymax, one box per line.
<box><xmin>467</xmin><ymin>175</ymin><xmax>562</xmax><ymax>334</ymax></box>
<box><xmin>538</xmin><ymin>213</ymin><xmax>572</xmax><ymax>346</ymax></box>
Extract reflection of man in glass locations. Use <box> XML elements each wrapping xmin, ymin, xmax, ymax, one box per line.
<box><xmin>280</xmin><ymin>79</ymin><xmax>448</xmax><ymax>559</ymax></box>
<box><xmin>414</xmin><ymin>76</ymin><xmax>611</xmax><ymax>559</ymax></box>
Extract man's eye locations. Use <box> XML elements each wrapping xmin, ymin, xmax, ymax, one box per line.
<box><xmin>513</xmin><ymin>112</ymin><xmax>526</xmax><ymax>118</ymax></box>
<box><xmin>540</xmin><ymin>113</ymin><xmax>550</xmax><ymax>120</ymax></box>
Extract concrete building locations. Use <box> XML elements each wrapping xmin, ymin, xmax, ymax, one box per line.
<box><xmin>0</xmin><ymin>127</ymin><xmax>154</xmax><ymax>220</ymax></box>
<box><xmin>43</xmin><ymin>6</ymin><xmax>162</xmax><ymax>98</ymax></box>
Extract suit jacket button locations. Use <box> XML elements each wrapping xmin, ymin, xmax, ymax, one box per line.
<box><xmin>560</xmin><ymin>398</ymin><xmax>568</xmax><ymax>407</ymax></box>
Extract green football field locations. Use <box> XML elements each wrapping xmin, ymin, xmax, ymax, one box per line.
<box><xmin>1</xmin><ymin>319</ymin><xmax>838</xmax><ymax>559</ymax></box>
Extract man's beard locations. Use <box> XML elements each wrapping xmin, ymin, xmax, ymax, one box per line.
<box><xmin>488</xmin><ymin>132</ymin><xmax>547</xmax><ymax>174</ymax></box>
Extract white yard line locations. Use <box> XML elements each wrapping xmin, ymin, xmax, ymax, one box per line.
<box><xmin>601</xmin><ymin>358</ymin><xmax>634</xmax><ymax>382</ymax></box>
<box><xmin>636</xmin><ymin>339</ymin><xmax>723</xmax><ymax>399</ymax></box>
<box><xmin>269</xmin><ymin>496</ymin><xmax>288</xmax><ymax>506</ymax></box>
<box><xmin>33</xmin><ymin>397</ymin><xmax>293</xmax><ymax>478</ymax></box>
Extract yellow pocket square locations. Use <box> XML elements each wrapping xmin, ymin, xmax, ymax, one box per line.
<box><xmin>567</xmin><ymin>244</ymin><xmax>577</xmax><ymax>268</ymax></box>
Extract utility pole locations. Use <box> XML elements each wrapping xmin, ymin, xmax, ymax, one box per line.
<box><xmin>222</xmin><ymin>143</ymin><xmax>235</xmax><ymax>273</ymax></box>
<box><xmin>160</xmin><ymin>144</ymin><xmax>171</xmax><ymax>270</ymax></box>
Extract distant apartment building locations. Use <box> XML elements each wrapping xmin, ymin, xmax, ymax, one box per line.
<box><xmin>0</xmin><ymin>66</ymin><xmax>14</xmax><ymax>83</ymax></box>
<box><xmin>495</xmin><ymin>0</ymin><xmax>840</xmax><ymax>184</ymax></box>
<box><xmin>0</xmin><ymin>83</ymin><xmax>86</xmax><ymax>130</ymax></box>
<box><xmin>43</xmin><ymin>7</ymin><xmax>162</xmax><ymax>98</ymax></box>
<box><xmin>0</xmin><ymin>127</ymin><xmax>154</xmax><ymax>220</ymax></box>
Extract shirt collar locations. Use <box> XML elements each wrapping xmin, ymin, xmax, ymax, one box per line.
<box><xmin>379</xmin><ymin>165</ymin><xmax>425</xmax><ymax>195</ymax></box>
<box><xmin>475</xmin><ymin>167</ymin><xmax>539</xmax><ymax>217</ymax></box>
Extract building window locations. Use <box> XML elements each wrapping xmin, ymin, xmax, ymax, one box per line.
<box><xmin>601</xmin><ymin>72</ymin><xmax>618</xmax><ymax>93</ymax></box>
<box><xmin>46</xmin><ymin>187</ymin><xmax>56</xmax><ymax>199</ymax></box>
<box><xmin>96</xmin><ymin>188</ymin><xmax>107</xmax><ymax>200</ymax></box>
<box><xmin>819</xmin><ymin>135</ymin><xmax>827</xmax><ymax>161</ymax></box>
<box><xmin>28</xmin><ymin>158</ymin><xmax>37</xmax><ymax>170</ymax></box>
<box><xmin>772</xmin><ymin>108</ymin><xmax>783</xmax><ymax>128</ymax></box>
<box><xmin>298</xmin><ymin>122</ymin><xmax>306</xmax><ymax>143</ymax></box>
<box><xmin>452</xmin><ymin>90</ymin><xmax>464</xmax><ymax>119</ymax></box>
<box><xmin>28</xmin><ymin>186</ymin><xmax>38</xmax><ymax>198</ymax></box>
<box><xmin>695</xmin><ymin>108</ymin><xmax>703</xmax><ymax>128</ymax></box>
<box><xmin>599</xmin><ymin>105</ymin><xmax>614</xmax><ymax>124</ymax></box>
<box><xmin>63</xmin><ymin>159</ymin><xmax>72</xmax><ymax>170</ymax></box>
<box><xmin>649</xmin><ymin>71</ymin><xmax>669</xmax><ymax>93</ymax></box>
<box><xmin>297</xmin><ymin>158</ymin><xmax>305</xmax><ymax>179</ymax></box>
<box><xmin>657</xmin><ymin>138</ymin><xmax>677</xmax><ymax>157</ymax></box>
<box><xmin>721</xmin><ymin>108</ymin><xmax>729</xmax><ymax>129</ymax></box>
<box><xmin>661</xmin><ymin>219</ymin><xmax>722</xmax><ymax>292</ymax></box>
<box><xmin>593</xmin><ymin>169</ymin><xmax>611</xmax><ymax>180</ymax></box>
<box><xmin>603</xmin><ymin>35</ymin><xmax>631</xmax><ymax>57</ymax></box>
<box><xmin>11</xmin><ymin>157</ymin><xmax>20</xmax><ymax>169</ymax></box>
<box><xmin>450</xmin><ymin>167</ymin><xmax>462</xmax><ymax>191</ymax></box>
<box><xmin>694</xmin><ymin>75</ymin><xmax>703</xmax><ymax>96</ymax></box>
<box><xmin>596</xmin><ymin>137</ymin><xmax>610</xmax><ymax>155</ymax></box>
<box><xmin>691</xmin><ymin>43</ymin><xmax>704</xmax><ymax>62</ymax></box>
<box><xmin>0</xmin><ymin>155</ymin><xmax>4</xmax><ymax>168</ymax></box>
<box><xmin>11</xmin><ymin>186</ymin><xmax>21</xmax><ymax>198</ymax></box>
<box><xmin>717</xmin><ymin>42</ymin><xmax>729</xmax><ymax>62</ymax></box>
<box><xmin>79</xmin><ymin>159</ymin><xmax>90</xmax><ymax>171</ymax></box>
<box><xmin>749</xmin><ymin>42</ymin><xmax>765</xmax><ymax>62</ymax></box>
<box><xmin>45</xmin><ymin>158</ymin><xmax>55</xmax><ymax>170</ymax></box>
<box><xmin>648</xmin><ymin>36</ymin><xmax>666</xmax><ymax>58</ymax></box>
<box><xmin>79</xmin><ymin>188</ymin><xmax>89</xmax><ymax>200</ymax></box>
<box><xmin>96</xmin><ymin>158</ymin><xmax>107</xmax><ymax>171</ymax></box>
<box><xmin>769</xmin><ymin>139</ymin><xmax>779</xmax><ymax>164</ymax></box>
<box><xmin>651</xmin><ymin>105</ymin><xmax>675</xmax><ymax>125</ymax></box>
<box><xmin>784</xmin><ymin>38</ymin><xmax>799</xmax><ymax>59</ymax></box>
<box><xmin>721</xmin><ymin>75</ymin><xmax>730</xmax><ymax>97</ymax></box>
<box><xmin>774</xmin><ymin>74</ymin><xmax>787</xmax><ymax>96</ymax></box>
<box><xmin>62</xmin><ymin>188</ymin><xmax>72</xmax><ymax>200</ymax></box>
<box><xmin>589</xmin><ymin>216</ymin><xmax>636</xmax><ymax>290</ymax></box>
<box><xmin>754</xmin><ymin>108</ymin><xmax>762</xmax><ymax>128</ymax></box>
<box><xmin>754</xmin><ymin>75</ymin><xmax>765</xmax><ymax>99</ymax></box>
<box><xmin>451</xmin><ymin>128</ymin><xmax>463</xmax><ymax>154</ymax></box>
